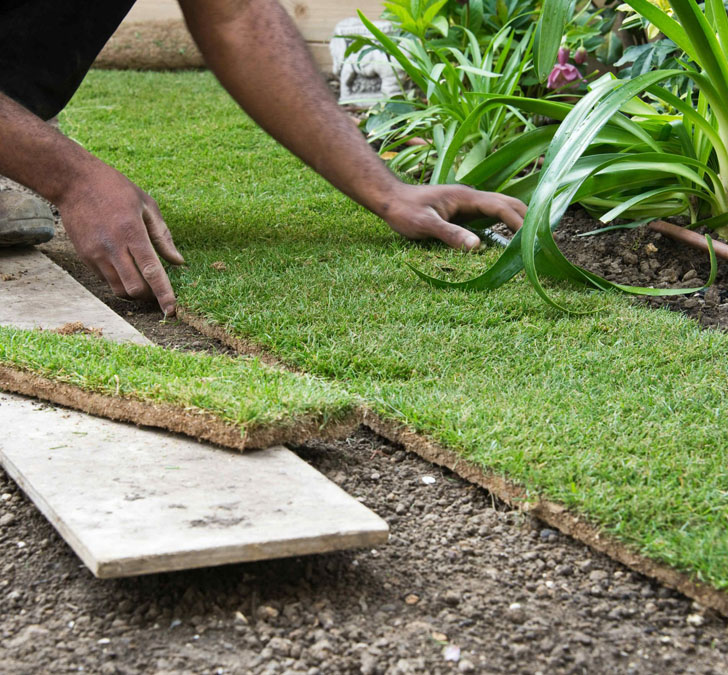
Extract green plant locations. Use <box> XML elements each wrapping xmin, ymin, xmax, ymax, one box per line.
<box><xmin>417</xmin><ymin>0</ymin><xmax>728</xmax><ymax>309</ymax></box>
<box><xmin>358</xmin><ymin>10</ymin><xmax>539</xmax><ymax>182</ymax></box>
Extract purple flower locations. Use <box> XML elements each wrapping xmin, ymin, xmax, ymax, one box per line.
<box><xmin>547</xmin><ymin>47</ymin><xmax>583</xmax><ymax>90</ymax></box>
<box><xmin>574</xmin><ymin>46</ymin><xmax>588</xmax><ymax>64</ymax></box>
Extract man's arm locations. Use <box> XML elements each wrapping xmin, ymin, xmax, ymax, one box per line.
<box><xmin>178</xmin><ymin>0</ymin><xmax>527</xmax><ymax>248</ymax></box>
<box><xmin>0</xmin><ymin>92</ymin><xmax>183</xmax><ymax>315</ymax></box>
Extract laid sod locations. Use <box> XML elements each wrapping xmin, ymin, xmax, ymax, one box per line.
<box><xmin>0</xmin><ymin>327</ymin><xmax>355</xmax><ymax>433</ymax></box>
<box><xmin>11</xmin><ymin>69</ymin><xmax>725</xmax><ymax>591</ymax></box>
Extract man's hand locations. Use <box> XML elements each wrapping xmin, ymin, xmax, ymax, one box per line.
<box><xmin>57</xmin><ymin>165</ymin><xmax>184</xmax><ymax>316</ymax></box>
<box><xmin>380</xmin><ymin>184</ymin><xmax>527</xmax><ymax>250</ymax></box>
<box><xmin>181</xmin><ymin>0</ymin><xmax>526</xmax><ymax>256</ymax></box>
<box><xmin>0</xmin><ymin>92</ymin><xmax>184</xmax><ymax>315</ymax></box>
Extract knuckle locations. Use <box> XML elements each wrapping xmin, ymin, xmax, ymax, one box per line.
<box><xmin>127</xmin><ymin>285</ymin><xmax>145</xmax><ymax>298</ymax></box>
<box><xmin>140</xmin><ymin>262</ymin><xmax>161</xmax><ymax>279</ymax></box>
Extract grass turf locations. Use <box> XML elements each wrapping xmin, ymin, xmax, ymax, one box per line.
<box><xmin>18</xmin><ymin>69</ymin><xmax>728</xmax><ymax>588</ymax></box>
<box><xmin>0</xmin><ymin>327</ymin><xmax>354</xmax><ymax>431</ymax></box>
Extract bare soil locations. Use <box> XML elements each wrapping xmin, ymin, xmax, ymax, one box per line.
<box><xmin>3</xmin><ymin>426</ymin><xmax>728</xmax><ymax>675</ymax></box>
<box><xmin>3</xmin><ymin>181</ymin><xmax>728</xmax><ymax>672</ymax></box>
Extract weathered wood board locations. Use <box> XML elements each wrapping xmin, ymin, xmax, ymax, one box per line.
<box><xmin>0</xmin><ymin>392</ymin><xmax>389</xmax><ymax>577</ymax></box>
<box><xmin>0</xmin><ymin>249</ymin><xmax>151</xmax><ymax>346</ymax></box>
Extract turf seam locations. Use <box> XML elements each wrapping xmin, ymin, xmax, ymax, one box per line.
<box><xmin>176</xmin><ymin>307</ymin><xmax>728</xmax><ymax>617</ymax></box>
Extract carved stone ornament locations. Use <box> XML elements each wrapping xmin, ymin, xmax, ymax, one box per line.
<box><xmin>330</xmin><ymin>17</ymin><xmax>405</xmax><ymax>104</ymax></box>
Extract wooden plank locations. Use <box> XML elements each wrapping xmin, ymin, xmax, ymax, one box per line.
<box><xmin>0</xmin><ymin>249</ymin><xmax>151</xmax><ymax>346</ymax></box>
<box><xmin>119</xmin><ymin>0</ymin><xmax>385</xmax><ymax>45</ymax></box>
<box><xmin>279</xmin><ymin>0</ymin><xmax>385</xmax><ymax>42</ymax></box>
<box><xmin>0</xmin><ymin>391</ymin><xmax>389</xmax><ymax>577</ymax></box>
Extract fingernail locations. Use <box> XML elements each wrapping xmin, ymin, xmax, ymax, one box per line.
<box><xmin>465</xmin><ymin>234</ymin><xmax>480</xmax><ymax>250</ymax></box>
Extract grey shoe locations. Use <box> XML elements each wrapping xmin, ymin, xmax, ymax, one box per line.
<box><xmin>0</xmin><ymin>190</ymin><xmax>54</xmax><ymax>247</ymax></box>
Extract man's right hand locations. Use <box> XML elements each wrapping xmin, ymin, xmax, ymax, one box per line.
<box><xmin>57</xmin><ymin>165</ymin><xmax>184</xmax><ymax>316</ymax></box>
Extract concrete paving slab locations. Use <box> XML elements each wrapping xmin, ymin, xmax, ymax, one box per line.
<box><xmin>0</xmin><ymin>391</ymin><xmax>389</xmax><ymax>577</ymax></box>
<box><xmin>0</xmin><ymin>248</ymin><xmax>151</xmax><ymax>345</ymax></box>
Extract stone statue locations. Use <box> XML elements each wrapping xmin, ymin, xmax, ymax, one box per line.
<box><xmin>329</xmin><ymin>17</ymin><xmax>405</xmax><ymax>105</ymax></box>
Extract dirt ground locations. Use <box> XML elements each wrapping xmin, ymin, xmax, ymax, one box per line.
<box><xmin>3</xmin><ymin>425</ymin><xmax>728</xmax><ymax>675</ymax></box>
<box><xmin>3</xmin><ymin>184</ymin><xmax>728</xmax><ymax>673</ymax></box>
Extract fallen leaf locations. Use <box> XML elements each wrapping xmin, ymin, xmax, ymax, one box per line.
<box><xmin>211</xmin><ymin>261</ymin><xmax>227</xmax><ymax>271</ymax></box>
<box><xmin>381</xmin><ymin>151</ymin><xmax>398</xmax><ymax>160</ymax></box>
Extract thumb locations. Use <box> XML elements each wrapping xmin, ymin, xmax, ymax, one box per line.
<box><xmin>425</xmin><ymin>215</ymin><xmax>481</xmax><ymax>251</ymax></box>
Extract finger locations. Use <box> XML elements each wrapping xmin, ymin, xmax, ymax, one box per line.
<box><xmin>128</xmin><ymin>240</ymin><xmax>177</xmax><ymax>316</ymax></box>
<box><xmin>112</xmin><ymin>252</ymin><xmax>155</xmax><ymax>303</ymax></box>
<box><xmin>494</xmin><ymin>205</ymin><xmax>525</xmax><ymax>234</ymax></box>
<box><xmin>506</xmin><ymin>196</ymin><xmax>528</xmax><ymax>220</ymax></box>
<box><xmin>143</xmin><ymin>203</ymin><xmax>185</xmax><ymax>265</ymax></box>
<box><xmin>424</xmin><ymin>215</ymin><xmax>481</xmax><ymax>251</ymax></box>
<box><xmin>93</xmin><ymin>259</ymin><xmax>134</xmax><ymax>300</ymax></box>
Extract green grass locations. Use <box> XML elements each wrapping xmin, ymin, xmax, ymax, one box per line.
<box><xmin>0</xmin><ymin>327</ymin><xmax>354</xmax><ymax>430</ymax></box>
<box><xmin>22</xmin><ymin>69</ymin><xmax>728</xmax><ymax>588</ymax></box>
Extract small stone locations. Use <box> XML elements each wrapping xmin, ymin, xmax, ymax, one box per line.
<box><xmin>432</xmin><ymin>631</ymin><xmax>448</xmax><ymax>642</ymax></box>
<box><xmin>0</xmin><ymin>512</ymin><xmax>16</xmax><ymax>526</ymax></box>
<box><xmin>370</xmin><ymin>472</ymin><xmax>381</xmax><ymax>481</ymax></box>
<box><xmin>267</xmin><ymin>636</ymin><xmax>293</xmax><ymax>656</ymax></box>
<box><xmin>256</xmin><ymin>605</ymin><xmax>279</xmax><ymax>621</ymax></box>
<box><xmin>308</xmin><ymin>639</ymin><xmax>333</xmax><ymax>662</ymax></box>
<box><xmin>443</xmin><ymin>644</ymin><xmax>461</xmax><ymax>662</ymax></box>
<box><xmin>539</xmin><ymin>528</ymin><xmax>557</xmax><ymax>541</ymax></box>
<box><xmin>645</xmin><ymin>242</ymin><xmax>658</xmax><ymax>255</ymax></box>
<box><xmin>589</xmin><ymin>569</ymin><xmax>609</xmax><ymax>583</ymax></box>
<box><xmin>686</xmin><ymin>613</ymin><xmax>705</xmax><ymax>627</ymax></box>
<box><xmin>458</xmin><ymin>659</ymin><xmax>476</xmax><ymax>673</ymax></box>
<box><xmin>395</xmin><ymin>503</ymin><xmax>407</xmax><ymax>515</ymax></box>
<box><xmin>506</xmin><ymin>602</ymin><xmax>527</xmax><ymax>624</ymax></box>
<box><xmin>404</xmin><ymin>594</ymin><xmax>420</xmax><ymax>605</ymax></box>
<box><xmin>442</xmin><ymin>590</ymin><xmax>460</xmax><ymax>607</ymax></box>
<box><xmin>682</xmin><ymin>269</ymin><xmax>698</xmax><ymax>281</ymax></box>
<box><xmin>421</xmin><ymin>476</ymin><xmax>436</xmax><ymax>485</ymax></box>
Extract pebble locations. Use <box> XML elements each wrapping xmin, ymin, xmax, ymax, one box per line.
<box><xmin>506</xmin><ymin>603</ymin><xmax>527</xmax><ymax>624</ymax></box>
<box><xmin>539</xmin><ymin>528</ymin><xmax>557</xmax><ymax>541</ymax></box>
<box><xmin>458</xmin><ymin>659</ymin><xmax>476</xmax><ymax>673</ymax></box>
<box><xmin>589</xmin><ymin>570</ymin><xmax>609</xmax><ymax>583</ymax></box>
<box><xmin>0</xmin><ymin>512</ymin><xmax>16</xmax><ymax>526</ymax></box>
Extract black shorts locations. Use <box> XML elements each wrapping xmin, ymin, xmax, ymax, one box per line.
<box><xmin>0</xmin><ymin>0</ymin><xmax>137</xmax><ymax>120</ymax></box>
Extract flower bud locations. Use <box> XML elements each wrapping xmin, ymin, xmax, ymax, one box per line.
<box><xmin>557</xmin><ymin>46</ymin><xmax>570</xmax><ymax>65</ymax></box>
<box><xmin>574</xmin><ymin>47</ymin><xmax>588</xmax><ymax>64</ymax></box>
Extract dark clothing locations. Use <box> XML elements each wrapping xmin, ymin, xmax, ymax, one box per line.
<box><xmin>0</xmin><ymin>0</ymin><xmax>136</xmax><ymax>120</ymax></box>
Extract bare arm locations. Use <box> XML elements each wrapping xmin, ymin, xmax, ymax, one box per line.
<box><xmin>178</xmin><ymin>0</ymin><xmax>527</xmax><ymax>248</ymax></box>
<box><xmin>0</xmin><ymin>92</ymin><xmax>184</xmax><ymax>314</ymax></box>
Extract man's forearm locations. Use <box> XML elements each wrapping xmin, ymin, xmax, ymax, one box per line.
<box><xmin>0</xmin><ymin>92</ymin><xmax>96</xmax><ymax>203</ymax></box>
<box><xmin>179</xmin><ymin>0</ymin><xmax>403</xmax><ymax>218</ymax></box>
